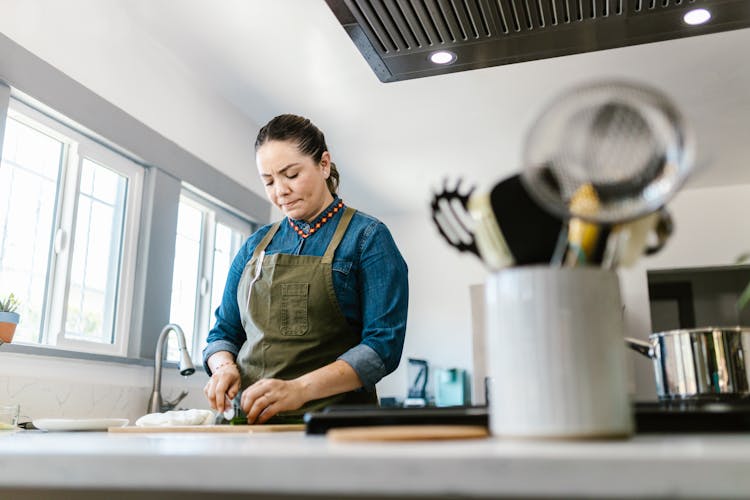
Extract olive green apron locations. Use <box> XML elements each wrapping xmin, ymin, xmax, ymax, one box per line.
<box><xmin>235</xmin><ymin>207</ymin><xmax>377</xmax><ymax>419</ymax></box>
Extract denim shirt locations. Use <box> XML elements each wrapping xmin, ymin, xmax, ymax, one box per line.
<box><xmin>203</xmin><ymin>197</ymin><xmax>409</xmax><ymax>390</ymax></box>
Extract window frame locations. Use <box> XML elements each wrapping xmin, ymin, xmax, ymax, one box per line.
<box><xmin>171</xmin><ymin>189</ymin><xmax>253</xmax><ymax>362</ymax></box>
<box><xmin>4</xmin><ymin>98</ymin><xmax>143</xmax><ymax>357</ymax></box>
<box><xmin>0</xmin><ymin>40</ymin><xmax>271</xmax><ymax>367</ymax></box>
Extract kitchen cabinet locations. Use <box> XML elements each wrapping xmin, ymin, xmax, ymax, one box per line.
<box><xmin>1</xmin><ymin>430</ymin><xmax>749</xmax><ymax>498</ymax></box>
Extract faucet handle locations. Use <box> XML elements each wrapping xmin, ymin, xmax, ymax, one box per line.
<box><xmin>163</xmin><ymin>390</ymin><xmax>189</xmax><ymax>412</ymax></box>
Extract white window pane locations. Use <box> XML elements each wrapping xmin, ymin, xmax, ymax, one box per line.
<box><xmin>78</xmin><ymin>159</ymin><xmax>94</xmax><ymax>195</ymax></box>
<box><xmin>0</xmin><ymin>117</ymin><xmax>62</xmax><ymax>344</ymax></box>
<box><xmin>3</xmin><ymin>117</ymin><xmax>62</xmax><ymax>178</ymax></box>
<box><xmin>92</xmin><ymin>163</ymin><xmax>120</xmax><ymax>205</ymax></box>
<box><xmin>168</xmin><ymin>201</ymin><xmax>203</xmax><ymax>360</ymax></box>
<box><xmin>203</xmin><ymin>222</ymin><xmax>247</xmax><ymax>359</ymax></box>
<box><xmin>205</xmin><ymin>223</ymin><xmax>233</xmax><ymax>354</ymax></box>
<box><xmin>177</xmin><ymin>202</ymin><xmax>203</xmax><ymax>241</ymax></box>
<box><xmin>64</xmin><ymin>159</ymin><xmax>127</xmax><ymax>344</ymax></box>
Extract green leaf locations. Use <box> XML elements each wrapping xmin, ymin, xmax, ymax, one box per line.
<box><xmin>0</xmin><ymin>293</ymin><xmax>19</xmax><ymax>313</ymax></box>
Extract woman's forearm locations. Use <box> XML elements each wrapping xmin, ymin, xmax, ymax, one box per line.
<box><xmin>295</xmin><ymin>359</ymin><xmax>363</xmax><ymax>402</ymax></box>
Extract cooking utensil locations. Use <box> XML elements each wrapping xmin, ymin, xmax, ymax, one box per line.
<box><xmin>564</xmin><ymin>184</ymin><xmax>604</xmax><ymax>265</ymax></box>
<box><xmin>602</xmin><ymin>207</ymin><xmax>673</xmax><ymax>268</ymax></box>
<box><xmin>522</xmin><ymin>80</ymin><xmax>695</xmax><ymax>225</ymax></box>
<box><xmin>429</xmin><ymin>179</ymin><xmax>482</xmax><ymax>261</ymax></box>
<box><xmin>431</xmin><ymin>175</ymin><xmax>564</xmax><ymax>269</ymax></box>
<box><xmin>223</xmin><ymin>395</ymin><xmax>236</xmax><ymax>420</ymax></box>
<box><xmin>626</xmin><ymin>327</ymin><xmax>750</xmax><ymax>400</ymax></box>
<box><xmin>468</xmin><ymin>174</ymin><xmax>564</xmax><ymax>269</ymax></box>
<box><xmin>466</xmin><ymin>191</ymin><xmax>514</xmax><ymax>270</ymax></box>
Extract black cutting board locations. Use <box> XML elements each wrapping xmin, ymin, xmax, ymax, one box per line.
<box><xmin>303</xmin><ymin>405</ymin><xmax>489</xmax><ymax>435</ymax></box>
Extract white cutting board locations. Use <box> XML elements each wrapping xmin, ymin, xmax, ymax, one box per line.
<box><xmin>108</xmin><ymin>424</ymin><xmax>305</xmax><ymax>433</ymax></box>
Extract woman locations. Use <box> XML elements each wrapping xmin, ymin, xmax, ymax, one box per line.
<box><xmin>202</xmin><ymin>114</ymin><xmax>409</xmax><ymax>424</ymax></box>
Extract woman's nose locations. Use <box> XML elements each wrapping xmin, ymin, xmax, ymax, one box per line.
<box><xmin>274</xmin><ymin>179</ymin><xmax>291</xmax><ymax>196</ymax></box>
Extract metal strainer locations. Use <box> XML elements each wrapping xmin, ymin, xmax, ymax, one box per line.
<box><xmin>521</xmin><ymin>81</ymin><xmax>695</xmax><ymax>224</ymax></box>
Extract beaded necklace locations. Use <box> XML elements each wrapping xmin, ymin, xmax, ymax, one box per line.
<box><xmin>287</xmin><ymin>200</ymin><xmax>345</xmax><ymax>239</ymax></box>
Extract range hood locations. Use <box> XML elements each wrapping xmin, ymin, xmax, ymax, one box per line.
<box><xmin>325</xmin><ymin>0</ymin><xmax>750</xmax><ymax>82</ymax></box>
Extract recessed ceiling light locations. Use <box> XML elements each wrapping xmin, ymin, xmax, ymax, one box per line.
<box><xmin>683</xmin><ymin>8</ymin><xmax>711</xmax><ymax>25</ymax></box>
<box><xmin>429</xmin><ymin>51</ymin><xmax>457</xmax><ymax>65</ymax></box>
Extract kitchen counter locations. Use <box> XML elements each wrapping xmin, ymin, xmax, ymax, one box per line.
<box><xmin>1</xmin><ymin>429</ymin><xmax>750</xmax><ymax>499</ymax></box>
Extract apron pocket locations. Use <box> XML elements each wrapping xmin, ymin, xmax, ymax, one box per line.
<box><xmin>281</xmin><ymin>283</ymin><xmax>309</xmax><ymax>336</ymax></box>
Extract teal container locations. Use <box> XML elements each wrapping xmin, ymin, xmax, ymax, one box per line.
<box><xmin>435</xmin><ymin>368</ymin><xmax>470</xmax><ymax>407</ymax></box>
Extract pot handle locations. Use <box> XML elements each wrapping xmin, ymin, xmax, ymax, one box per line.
<box><xmin>624</xmin><ymin>337</ymin><xmax>654</xmax><ymax>359</ymax></box>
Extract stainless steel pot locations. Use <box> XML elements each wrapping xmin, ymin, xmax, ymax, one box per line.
<box><xmin>626</xmin><ymin>327</ymin><xmax>750</xmax><ymax>400</ymax></box>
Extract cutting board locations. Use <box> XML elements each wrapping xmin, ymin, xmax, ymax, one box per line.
<box><xmin>327</xmin><ymin>425</ymin><xmax>489</xmax><ymax>442</ymax></box>
<box><xmin>108</xmin><ymin>424</ymin><xmax>305</xmax><ymax>433</ymax></box>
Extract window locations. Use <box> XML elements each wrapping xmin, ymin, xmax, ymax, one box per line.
<box><xmin>0</xmin><ymin>100</ymin><xmax>143</xmax><ymax>356</ymax></box>
<box><xmin>168</xmin><ymin>192</ymin><xmax>252</xmax><ymax>361</ymax></box>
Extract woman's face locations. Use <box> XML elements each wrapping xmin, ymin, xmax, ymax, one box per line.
<box><xmin>256</xmin><ymin>140</ymin><xmax>333</xmax><ymax>222</ymax></box>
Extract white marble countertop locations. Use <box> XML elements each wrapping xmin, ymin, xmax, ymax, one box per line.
<box><xmin>1</xmin><ymin>429</ymin><xmax>750</xmax><ymax>498</ymax></box>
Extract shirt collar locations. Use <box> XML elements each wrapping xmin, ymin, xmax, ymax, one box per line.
<box><xmin>287</xmin><ymin>196</ymin><xmax>342</xmax><ymax>227</ymax></box>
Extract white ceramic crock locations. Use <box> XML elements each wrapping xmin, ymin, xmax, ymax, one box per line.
<box><xmin>485</xmin><ymin>266</ymin><xmax>633</xmax><ymax>439</ymax></box>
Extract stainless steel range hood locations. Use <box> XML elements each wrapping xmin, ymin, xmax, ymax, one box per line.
<box><xmin>326</xmin><ymin>0</ymin><xmax>750</xmax><ymax>82</ymax></box>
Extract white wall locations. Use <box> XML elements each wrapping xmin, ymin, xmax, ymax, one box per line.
<box><xmin>376</xmin><ymin>212</ymin><xmax>487</xmax><ymax>400</ymax></box>
<box><xmin>0</xmin><ymin>352</ymin><xmax>210</xmax><ymax>423</ymax></box>
<box><xmin>0</xmin><ymin>0</ymin><xmax>263</xmax><ymax>196</ymax></box>
<box><xmin>378</xmin><ymin>183</ymin><xmax>750</xmax><ymax>402</ymax></box>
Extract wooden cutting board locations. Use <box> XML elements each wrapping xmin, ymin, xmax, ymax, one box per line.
<box><xmin>108</xmin><ymin>424</ymin><xmax>305</xmax><ymax>433</ymax></box>
<box><xmin>327</xmin><ymin>425</ymin><xmax>489</xmax><ymax>442</ymax></box>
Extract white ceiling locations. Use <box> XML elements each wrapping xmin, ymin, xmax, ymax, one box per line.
<box><xmin>7</xmin><ymin>0</ymin><xmax>750</xmax><ymax>216</ymax></box>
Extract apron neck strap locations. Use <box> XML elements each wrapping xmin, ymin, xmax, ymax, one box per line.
<box><xmin>253</xmin><ymin>207</ymin><xmax>356</xmax><ymax>261</ymax></box>
<box><xmin>253</xmin><ymin>221</ymin><xmax>281</xmax><ymax>258</ymax></box>
<box><xmin>322</xmin><ymin>207</ymin><xmax>356</xmax><ymax>264</ymax></box>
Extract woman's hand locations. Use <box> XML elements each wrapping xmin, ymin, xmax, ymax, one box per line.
<box><xmin>240</xmin><ymin>378</ymin><xmax>307</xmax><ymax>424</ymax></box>
<box><xmin>203</xmin><ymin>363</ymin><xmax>241</xmax><ymax>413</ymax></box>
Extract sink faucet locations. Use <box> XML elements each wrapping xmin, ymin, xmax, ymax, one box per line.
<box><xmin>148</xmin><ymin>323</ymin><xmax>196</xmax><ymax>413</ymax></box>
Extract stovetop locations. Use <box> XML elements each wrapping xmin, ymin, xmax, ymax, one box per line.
<box><xmin>634</xmin><ymin>400</ymin><xmax>750</xmax><ymax>433</ymax></box>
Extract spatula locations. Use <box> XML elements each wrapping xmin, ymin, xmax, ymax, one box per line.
<box><xmin>469</xmin><ymin>174</ymin><xmax>564</xmax><ymax>268</ymax></box>
<box><xmin>430</xmin><ymin>178</ymin><xmax>482</xmax><ymax>261</ymax></box>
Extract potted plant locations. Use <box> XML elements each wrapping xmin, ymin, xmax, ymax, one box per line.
<box><xmin>0</xmin><ymin>293</ymin><xmax>20</xmax><ymax>345</ymax></box>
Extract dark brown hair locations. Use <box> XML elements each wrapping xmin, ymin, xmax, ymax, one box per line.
<box><xmin>255</xmin><ymin>114</ymin><xmax>339</xmax><ymax>196</ymax></box>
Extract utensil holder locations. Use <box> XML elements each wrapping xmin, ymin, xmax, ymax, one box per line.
<box><xmin>485</xmin><ymin>266</ymin><xmax>633</xmax><ymax>439</ymax></box>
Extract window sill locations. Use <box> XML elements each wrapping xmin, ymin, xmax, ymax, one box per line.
<box><xmin>0</xmin><ymin>342</ymin><xmax>207</xmax><ymax>373</ymax></box>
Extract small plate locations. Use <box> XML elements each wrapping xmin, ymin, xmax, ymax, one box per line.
<box><xmin>33</xmin><ymin>418</ymin><xmax>129</xmax><ymax>431</ymax></box>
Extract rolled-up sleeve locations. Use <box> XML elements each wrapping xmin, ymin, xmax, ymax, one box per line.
<box><xmin>337</xmin><ymin>221</ymin><xmax>408</xmax><ymax>390</ymax></box>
